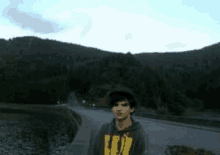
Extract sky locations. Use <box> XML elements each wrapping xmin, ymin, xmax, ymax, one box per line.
<box><xmin>0</xmin><ymin>0</ymin><xmax>220</xmax><ymax>54</ymax></box>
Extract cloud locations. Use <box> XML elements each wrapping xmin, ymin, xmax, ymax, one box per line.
<box><xmin>7</xmin><ymin>0</ymin><xmax>24</xmax><ymax>7</ymax></box>
<box><xmin>45</xmin><ymin>8</ymin><xmax>93</xmax><ymax>38</ymax></box>
<box><xmin>166</xmin><ymin>42</ymin><xmax>187</xmax><ymax>50</ymax></box>
<box><xmin>80</xmin><ymin>19</ymin><xmax>93</xmax><ymax>39</ymax></box>
<box><xmin>2</xmin><ymin>5</ymin><xmax>66</xmax><ymax>34</ymax></box>
<box><xmin>125</xmin><ymin>33</ymin><xmax>133</xmax><ymax>40</ymax></box>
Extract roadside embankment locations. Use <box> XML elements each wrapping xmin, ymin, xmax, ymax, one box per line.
<box><xmin>0</xmin><ymin>102</ymin><xmax>82</xmax><ymax>127</ymax></box>
<box><xmin>0</xmin><ymin>102</ymin><xmax>82</xmax><ymax>155</ymax></box>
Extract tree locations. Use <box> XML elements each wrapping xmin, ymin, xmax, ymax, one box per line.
<box><xmin>165</xmin><ymin>89</ymin><xmax>193</xmax><ymax>116</ymax></box>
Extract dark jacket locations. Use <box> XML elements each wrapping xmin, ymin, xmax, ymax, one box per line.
<box><xmin>87</xmin><ymin>117</ymin><xmax>149</xmax><ymax>155</ymax></box>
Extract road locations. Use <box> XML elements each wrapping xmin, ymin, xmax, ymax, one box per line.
<box><xmin>64</xmin><ymin>97</ymin><xmax>220</xmax><ymax>155</ymax></box>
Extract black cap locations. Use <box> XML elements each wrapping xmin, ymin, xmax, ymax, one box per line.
<box><xmin>106</xmin><ymin>88</ymin><xmax>139</xmax><ymax>109</ymax></box>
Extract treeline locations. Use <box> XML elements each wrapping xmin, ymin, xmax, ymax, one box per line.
<box><xmin>0</xmin><ymin>36</ymin><xmax>219</xmax><ymax>115</ymax></box>
<box><xmin>0</xmin><ymin>63</ymin><xmax>71</xmax><ymax>105</ymax></box>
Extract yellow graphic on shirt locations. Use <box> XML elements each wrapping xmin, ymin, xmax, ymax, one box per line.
<box><xmin>104</xmin><ymin>134</ymin><xmax>133</xmax><ymax>155</ymax></box>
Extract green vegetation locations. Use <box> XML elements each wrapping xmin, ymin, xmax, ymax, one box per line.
<box><xmin>1</xmin><ymin>36</ymin><xmax>219</xmax><ymax>115</ymax></box>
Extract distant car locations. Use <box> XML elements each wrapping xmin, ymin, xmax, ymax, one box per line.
<box><xmin>82</xmin><ymin>100</ymin><xmax>86</xmax><ymax>104</ymax></box>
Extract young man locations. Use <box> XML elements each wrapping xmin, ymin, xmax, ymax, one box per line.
<box><xmin>87</xmin><ymin>88</ymin><xmax>149</xmax><ymax>155</ymax></box>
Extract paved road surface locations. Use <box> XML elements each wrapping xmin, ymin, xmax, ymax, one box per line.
<box><xmin>64</xmin><ymin>98</ymin><xmax>220</xmax><ymax>155</ymax></box>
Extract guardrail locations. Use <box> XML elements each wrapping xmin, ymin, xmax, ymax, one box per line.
<box><xmin>134</xmin><ymin>111</ymin><xmax>220</xmax><ymax>133</ymax></box>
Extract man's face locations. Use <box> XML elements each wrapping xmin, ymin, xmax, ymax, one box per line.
<box><xmin>111</xmin><ymin>99</ymin><xmax>134</xmax><ymax>122</ymax></box>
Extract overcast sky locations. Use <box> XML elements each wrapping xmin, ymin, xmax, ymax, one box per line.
<box><xmin>1</xmin><ymin>0</ymin><xmax>220</xmax><ymax>54</ymax></box>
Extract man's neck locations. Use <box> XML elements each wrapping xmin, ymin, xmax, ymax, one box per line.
<box><xmin>116</xmin><ymin>117</ymin><xmax>132</xmax><ymax>131</ymax></box>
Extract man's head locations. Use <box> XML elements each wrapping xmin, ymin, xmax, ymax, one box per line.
<box><xmin>106</xmin><ymin>89</ymin><xmax>138</xmax><ymax>121</ymax></box>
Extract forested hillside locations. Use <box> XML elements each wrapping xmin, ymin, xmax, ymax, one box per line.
<box><xmin>0</xmin><ymin>36</ymin><xmax>219</xmax><ymax>115</ymax></box>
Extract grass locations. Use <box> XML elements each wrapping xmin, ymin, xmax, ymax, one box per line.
<box><xmin>208</xmin><ymin>109</ymin><xmax>220</xmax><ymax>114</ymax></box>
<box><xmin>183</xmin><ymin>108</ymin><xmax>207</xmax><ymax>117</ymax></box>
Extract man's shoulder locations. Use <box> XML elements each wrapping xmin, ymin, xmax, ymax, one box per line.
<box><xmin>99</xmin><ymin>123</ymin><xmax>110</xmax><ymax>132</ymax></box>
<box><xmin>135</xmin><ymin>121</ymin><xmax>149</xmax><ymax>140</ymax></box>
